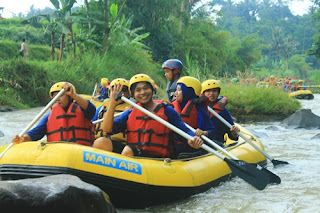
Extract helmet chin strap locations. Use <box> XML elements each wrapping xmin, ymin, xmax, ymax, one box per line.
<box><xmin>170</xmin><ymin>69</ymin><xmax>179</xmax><ymax>83</ymax></box>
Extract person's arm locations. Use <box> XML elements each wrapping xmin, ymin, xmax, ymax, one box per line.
<box><xmin>92</xmin><ymin>105</ymin><xmax>102</xmax><ymax>121</ymax></box>
<box><xmin>81</xmin><ymin>100</ymin><xmax>96</xmax><ymax>120</ymax></box>
<box><xmin>63</xmin><ymin>83</ymin><xmax>89</xmax><ymax>110</ymax></box>
<box><xmin>194</xmin><ymin>106</ymin><xmax>216</xmax><ymax>139</ymax></box>
<box><xmin>101</xmin><ymin>83</ymin><xmax>124</xmax><ymax>133</ymax></box>
<box><xmin>223</xmin><ymin>109</ymin><xmax>239</xmax><ymax>140</ymax></box>
<box><xmin>62</xmin><ymin>82</ymin><xmax>96</xmax><ymax>120</ymax></box>
<box><xmin>165</xmin><ymin>106</ymin><xmax>203</xmax><ymax>149</ymax></box>
<box><xmin>12</xmin><ymin>113</ymin><xmax>49</xmax><ymax>143</ymax></box>
<box><xmin>111</xmin><ymin>109</ymin><xmax>131</xmax><ymax>134</ymax></box>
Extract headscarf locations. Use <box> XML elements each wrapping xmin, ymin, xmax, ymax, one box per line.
<box><xmin>177</xmin><ymin>83</ymin><xmax>206</xmax><ymax>130</ymax></box>
<box><xmin>177</xmin><ymin>83</ymin><xmax>197</xmax><ymax>108</ymax></box>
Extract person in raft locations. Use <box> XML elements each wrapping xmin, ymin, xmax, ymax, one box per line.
<box><xmin>92</xmin><ymin>78</ymin><xmax>131</xmax><ymax>153</ymax></box>
<box><xmin>201</xmin><ymin>79</ymin><xmax>240</xmax><ymax>145</ymax></box>
<box><xmin>162</xmin><ymin>59</ymin><xmax>183</xmax><ymax>102</ymax></box>
<box><xmin>11</xmin><ymin>82</ymin><xmax>96</xmax><ymax>146</ymax></box>
<box><xmin>172</xmin><ymin>76</ymin><xmax>216</xmax><ymax>156</ymax></box>
<box><xmin>98</xmin><ymin>73</ymin><xmax>203</xmax><ymax>158</ymax></box>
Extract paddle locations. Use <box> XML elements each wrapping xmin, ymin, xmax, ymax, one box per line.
<box><xmin>92</xmin><ymin>112</ymin><xmax>123</xmax><ymax>124</ymax></box>
<box><xmin>207</xmin><ymin>106</ymin><xmax>289</xmax><ymax>167</ymax></box>
<box><xmin>0</xmin><ymin>88</ymin><xmax>66</xmax><ymax>159</ymax></box>
<box><xmin>91</xmin><ymin>83</ymin><xmax>98</xmax><ymax>101</ymax></box>
<box><xmin>118</xmin><ymin>95</ymin><xmax>270</xmax><ymax>190</ymax></box>
<box><xmin>184</xmin><ymin>123</ymin><xmax>281</xmax><ymax>184</ymax></box>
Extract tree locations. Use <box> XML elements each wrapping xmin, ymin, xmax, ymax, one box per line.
<box><xmin>49</xmin><ymin>0</ymin><xmax>77</xmax><ymax>60</ymax></box>
<box><xmin>288</xmin><ymin>54</ymin><xmax>311</xmax><ymax>79</ymax></box>
<box><xmin>236</xmin><ymin>34</ymin><xmax>266</xmax><ymax>71</ymax></box>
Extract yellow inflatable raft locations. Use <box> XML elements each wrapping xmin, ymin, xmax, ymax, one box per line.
<box><xmin>79</xmin><ymin>94</ymin><xmax>104</xmax><ymax>107</ymax></box>
<box><xmin>289</xmin><ymin>89</ymin><xmax>314</xmax><ymax>99</ymax></box>
<box><xmin>0</xmin><ymin>125</ymin><xmax>266</xmax><ymax>208</ymax></box>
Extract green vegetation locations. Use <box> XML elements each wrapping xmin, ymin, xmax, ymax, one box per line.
<box><xmin>2</xmin><ymin>0</ymin><xmax>318</xmax><ymax>120</ymax></box>
<box><xmin>221</xmin><ymin>85</ymin><xmax>301</xmax><ymax>119</ymax></box>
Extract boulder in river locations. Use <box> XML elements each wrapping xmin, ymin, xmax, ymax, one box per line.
<box><xmin>280</xmin><ymin>109</ymin><xmax>320</xmax><ymax>129</ymax></box>
<box><xmin>265</xmin><ymin>126</ymin><xmax>279</xmax><ymax>131</ymax></box>
<box><xmin>0</xmin><ymin>174</ymin><xmax>116</xmax><ymax>213</ymax></box>
<box><xmin>0</xmin><ymin>130</ymin><xmax>4</xmax><ymax>137</ymax></box>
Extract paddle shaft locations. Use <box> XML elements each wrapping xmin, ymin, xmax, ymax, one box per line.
<box><xmin>91</xmin><ymin>83</ymin><xmax>97</xmax><ymax>101</ymax></box>
<box><xmin>184</xmin><ymin>123</ymin><xmax>238</xmax><ymax>159</ymax></box>
<box><xmin>0</xmin><ymin>89</ymin><xmax>65</xmax><ymax>159</ymax></box>
<box><xmin>207</xmin><ymin>106</ymin><xmax>276</xmax><ymax>162</ymax></box>
<box><xmin>92</xmin><ymin>112</ymin><xmax>123</xmax><ymax>124</ymax></box>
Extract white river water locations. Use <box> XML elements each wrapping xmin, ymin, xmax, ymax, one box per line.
<box><xmin>0</xmin><ymin>95</ymin><xmax>319</xmax><ymax>213</ymax></box>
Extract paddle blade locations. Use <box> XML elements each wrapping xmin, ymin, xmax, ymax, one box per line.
<box><xmin>224</xmin><ymin>158</ymin><xmax>270</xmax><ymax>190</ymax></box>
<box><xmin>261</xmin><ymin>167</ymin><xmax>281</xmax><ymax>184</ymax></box>
<box><xmin>272</xmin><ymin>159</ymin><xmax>289</xmax><ymax>167</ymax></box>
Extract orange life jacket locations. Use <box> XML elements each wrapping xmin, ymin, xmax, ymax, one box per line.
<box><xmin>172</xmin><ymin>96</ymin><xmax>207</xmax><ymax>129</ymax></box>
<box><xmin>207</xmin><ymin>96</ymin><xmax>228</xmax><ymax>118</ymax></box>
<box><xmin>126</xmin><ymin>102</ymin><xmax>173</xmax><ymax>158</ymax></box>
<box><xmin>47</xmin><ymin>102</ymin><xmax>95</xmax><ymax>146</ymax></box>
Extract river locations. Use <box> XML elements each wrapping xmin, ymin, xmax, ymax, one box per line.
<box><xmin>1</xmin><ymin>95</ymin><xmax>319</xmax><ymax>213</ymax></box>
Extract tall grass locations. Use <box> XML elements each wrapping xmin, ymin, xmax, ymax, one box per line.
<box><xmin>221</xmin><ymin>84</ymin><xmax>301</xmax><ymax>116</ymax></box>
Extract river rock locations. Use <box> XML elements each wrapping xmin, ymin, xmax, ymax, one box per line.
<box><xmin>280</xmin><ymin>109</ymin><xmax>320</xmax><ymax>129</ymax></box>
<box><xmin>311</xmin><ymin>133</ymin><xmax>320</xmax><ymax>140</ymax></box>
<box><xmin>0</xmin><ymin>174</ymin><xmax>116</xmax><ymax>213</ymax></box>
<box><xmin>0</xmin><ymin>130</ymin><xmax>4</xmax><ymax>137</ymax></box>
<box><xmin>265</xmin><ymin>126</ymin><xmax>279</xmax><ymax>131</ymax></box>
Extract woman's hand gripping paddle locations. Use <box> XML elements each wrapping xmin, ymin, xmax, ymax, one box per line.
<box><xmin>0</xmin><ymin>89</ymin><xmax>65</xmax><ymax>159</ymax></box>
<box><xmin>118</xmin><ymin>95</ymin><xmax>270</xmax><ymax>190</ymax></box>
<box><xmin>184</xmin><ymin>123</ymin><xmax>281</xmax><ymax>185</ymax></box>
<box><xmin>207</xmin><ymin>106</ymin><xmax>288</xmax><ymax>167</ymax></box>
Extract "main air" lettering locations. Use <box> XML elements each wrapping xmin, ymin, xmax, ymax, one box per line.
<box><xmin>83</xmin><ymin>151</ymin><xmax>142</xmax><ymax>175</ymax></box>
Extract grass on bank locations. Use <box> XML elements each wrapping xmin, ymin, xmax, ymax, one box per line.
<box><xmin>221</xmin><ymin>84</ymin><xmax>301</xmax><ymax>118</ymax></box>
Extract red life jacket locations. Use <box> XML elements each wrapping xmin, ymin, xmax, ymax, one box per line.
<box><xmin>207</xmin><ymin>96</ymin><xmax>228</xmax><ymax>118</ymax></box>
<box><xmin>126</xmin><ymin>102</ymin><xmax>173</xmax><ymax>158</ymax></box>
<box><xmin>172</xmin><ymin>96</ymin><xmax>207</xmax><ymax>129</ymax></box>
<box><xmin>47</xmin><ymin>102</ymin><xmax>95</xmax><ymax>146</ymax></box>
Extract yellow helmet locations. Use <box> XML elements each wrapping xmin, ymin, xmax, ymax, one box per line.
<box><xmin>101</xmin><ymin>78</ymin><xmax>109</xmax><ymax>87</ymax></box>
<box><xmin>177</xmin><ymin>76</ymin><xmax>202</xmax><ymax>96</ymax></box>
<box><xmin>129</xmin><ymin>74</ymin><xmax>153</xmax><ymax>93</ymax></box>
<box><xmin>298</xmin><ymin>80</ymin><xmax>303</xmax><ymax>83</ymax></box>
<box><xmin>110</xmin><ymin>78</ymin><xmax>129</xmax><ymax>88</ymax></box>
<box><xmin>49</xmin><ymin>82</ymin><xmax>76</xmax><ymax>98</ymax></box>
<box><xmin>201</xmin><ymin>79</ymin><xmax>221</xmax><ymax>94</ymax></box>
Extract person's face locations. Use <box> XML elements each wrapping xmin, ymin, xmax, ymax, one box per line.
<box><xmin>164</xmin><ymin>69</ymin><xmax>173</xmax><ymax>81</ymax></box>
<box><xmin>53</xmin><ymin>92</ymin><xmax>71</xmax><ymax>110</ymax></box>
<box><xmin>133</xmin><ymin>82</ymin><xmax>153</xmax><ymax>104</ymax></box>
<box><xmin>175</xmin><ymin>85</ymin><xmax>183</xmax><ymax>103</ymax></box>
<box><xmin>203</xmin><ymin>88</ymin><xmax>219</xmax><ymax>102</ymax></box>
